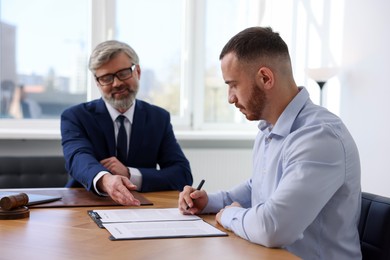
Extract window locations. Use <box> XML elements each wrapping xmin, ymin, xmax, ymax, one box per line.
<box><xmin>203</xmin><ymin>0</ymin><xmax>261</xmax><ymax>127</ymax></box>
<box><xmin>114</xmin><ymin>0</ymin><xmax>262</xmax><ymax>130</ymax></box>
<box><xmin>0</xmin><ymin>0</ymin><xmax>343</xmax><ymax>137</ymax></box>
<box><xmin>116</xmin><ymin>0</ymin><xmax>186</xmax><ymax>123</ymax></box>
<box><xmin>0</xmin><ymin>0</ymin><xmax>89</xmax><ymax>119</ymax></box>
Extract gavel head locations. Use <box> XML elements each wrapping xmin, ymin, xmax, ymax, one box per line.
<box><xmin>0</xmin><ymin>193</ymin><xmax>29</xmax><ymax>210</ymax></box>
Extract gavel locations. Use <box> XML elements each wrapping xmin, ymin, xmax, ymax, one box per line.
<box><xmin>0</xmin><ymin>193</ymin><xmax>29</xmax><ymax>210</ymax></box>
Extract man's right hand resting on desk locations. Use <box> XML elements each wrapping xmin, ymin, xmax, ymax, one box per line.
<box><xmin>98</xmin><ymin>156</ymin><xmax>140</xmax><ymax>206</ymax></box>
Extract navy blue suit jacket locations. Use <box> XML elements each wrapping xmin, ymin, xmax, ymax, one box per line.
<box><xmin>60</xmin><ymin>98</ymin><xmax>192</xmax><ymax>192</ymax></box>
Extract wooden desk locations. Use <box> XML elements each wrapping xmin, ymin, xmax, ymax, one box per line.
<box><xmin>0</xmin><ymin>189</ymin><xmax>300</xmax><ymax>260</ymax></box>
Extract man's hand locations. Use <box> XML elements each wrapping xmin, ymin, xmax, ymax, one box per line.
<box><xmin>100</xmin><ymin>156</ymin><xmax>130</xmax><ymax>178</ymax></box>
<box><xmin>97</xmin><ymin>174</ymin><xmax>140</xmax><ymax>206</ymax></box>
<box><xmin>178</xmin><ymin>185</ymin><xmax>208</xmax><ymax>215</ymax></box>
<box><xmin>216</xmin><ymin>202</ymin><xmax>242</xmax><ymax>227</ymax></box>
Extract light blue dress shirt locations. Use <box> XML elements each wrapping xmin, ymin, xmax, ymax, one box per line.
<box><xmin>203</xmin><ymin>87</ymin><xmax>362</xmax><ymax>260</ymax></box>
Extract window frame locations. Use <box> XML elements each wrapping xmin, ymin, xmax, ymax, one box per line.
<box><xmin>4</xmin><ymin>0</ymin><xmax>343</xmax><ymax>139</ymax></box>
<box><xmin>0</xmin><ymin>0</ymin><xmax>251</xmax><ymax>138</ymax></box>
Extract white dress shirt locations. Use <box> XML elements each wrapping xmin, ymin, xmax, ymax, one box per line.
<box><xmin>93</xmin><ymin>100</ymin><xmax>143</xmax><ymax>194</ymax></box>
<box><xmin>203</xmin><ymin>87</ymin><xmax>362</xmax><ymax>260</ymax></box>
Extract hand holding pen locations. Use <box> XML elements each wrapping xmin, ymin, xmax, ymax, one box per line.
<box><xmin>186</xmin><ymin>179</ymin><xmax>205</xmax><ymax>210</ymax></box>
<box><xmin>179</xmin><ymin>179</ymin><xmax>207</xmax><ymax>215</ymax></box>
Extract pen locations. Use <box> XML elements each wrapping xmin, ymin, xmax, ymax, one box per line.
<box><xmin>186</xmin><ymin>179</ymin><xmax>205</xmax><ymax>210</ymax></box>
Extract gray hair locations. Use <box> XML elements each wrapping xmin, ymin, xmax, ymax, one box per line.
<box><xmin>88</xmin><ymin>40</ymin><xmax>139</xmax><ymax>73</ymax></box>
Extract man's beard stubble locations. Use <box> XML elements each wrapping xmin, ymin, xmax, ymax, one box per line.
<box><xmin>244</xmin><ymin>83</ymin><xmax>266</xmax><ymax>121</ymax></box>
<box><xmin>103</xmin><ymin>88</ymin><xmax>136</xmax><ymax>111</ymax></box>
<box><xmin>106</xmin><ymin>96</ymin><xmax>134</xmax><ymax>111</ymax></box>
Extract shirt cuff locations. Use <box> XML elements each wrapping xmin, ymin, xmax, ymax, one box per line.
<box><xmin>129</xmin><ymin>167</ymin><xmax>142</xmax><ymax>191</ymax></box>
<box><xmin>93</xmin><ymin>168</ymin><xmax>143</xmax><ymax>194</ymax></box>
<box><xmin>221</xmin><ymin>206</ymin><xmax>246</xmax><ymax>231</ymax></box>
<box><xmin>202</xmin><ymin>192</ymin><xmax>226</xmax><ymax>214</ymax></box>
<box><xmin>93</xmin><ymin>171</ymin><xmax>110</xmax><ymax>196</ymax></box>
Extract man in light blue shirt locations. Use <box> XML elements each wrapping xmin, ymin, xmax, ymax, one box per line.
<box><xmin>179</xmin><ymin>27</ymin><xmax>362</xmax><ymax>259</ymax></box>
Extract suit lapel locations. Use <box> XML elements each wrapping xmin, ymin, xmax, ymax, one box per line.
<box><xmin>95</xmin><ymin>99</ymin><xmax>116</xmax><ymax>157</ymax></box>
<box><xmin>129</xmin><ymin>100</ymin><xmax>146</xmax><ymax>161</ymax></box>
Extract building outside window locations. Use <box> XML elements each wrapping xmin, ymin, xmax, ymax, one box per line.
<box><xmin>0</xmin><ymin>0</ymin><xmax>89</xmax><ymax>119</ymax></box>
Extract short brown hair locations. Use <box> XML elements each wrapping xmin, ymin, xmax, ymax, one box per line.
<box><xmin>219</xmin><ymin>27</ymin><xmax>290</xmax><ymax>64</ymax></box>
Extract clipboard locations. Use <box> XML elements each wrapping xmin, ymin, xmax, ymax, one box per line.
<box><xmin>88</xmin><ymin>210</ymin><xmax>105</xmax><ymax>228</ymax></box>
<box><xmin>88</xmin><ymin>208</ymin><xmax>228</xmax><ymax>240</ymax></box>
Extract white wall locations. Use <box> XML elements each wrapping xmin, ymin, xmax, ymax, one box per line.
<box><xmin>340</xmin><ymin>0</ymin><xmax>390</xmax><ymax>197</ymax></box>
<box><xmin>185</xmin><ymin>148</ymin><xmax>252</xmax><ymax>193</ymax></box>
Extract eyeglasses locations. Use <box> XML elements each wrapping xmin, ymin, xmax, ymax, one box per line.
<box><xmin>95</xmin><ymin>64</ymin><xmax>136</xmax><ymax>86</ymax></box>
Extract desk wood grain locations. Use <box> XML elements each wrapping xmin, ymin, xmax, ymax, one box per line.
<box><xmin>0</xmin><ymin>189</ymin><xmax>300</xmax><ymax>260</ymax></box>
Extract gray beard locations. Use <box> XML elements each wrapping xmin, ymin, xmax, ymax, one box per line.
<box><xmin>104</xmin><ymin>96</ymin><xmax>134</xmax><ymax>111</ymax></box>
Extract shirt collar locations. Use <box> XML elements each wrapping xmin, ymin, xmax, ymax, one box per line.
<box><xmin>104</xmin><ymin>99</ymin><xmax>136</xmax><ymax>124</ymax></box>
<box><xmin>258</xmin><ymin>87</ymin><xmax>309</xmax><ymax>138</ymax></box>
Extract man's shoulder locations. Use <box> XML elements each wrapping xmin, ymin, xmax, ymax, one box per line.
<box><xmin>303</xmin><ymin>106</ymin><xmax>343</xmax><ymax>128</ymax></box>
<box><xmin>63</xmin><ymin>99</ymin><xmax>103</xmax><ymax>114</ymax></box>
<box><xmin>136</xmin><ymin>99</ymin><xmax>169</xmax><ymax>116</ymax></box>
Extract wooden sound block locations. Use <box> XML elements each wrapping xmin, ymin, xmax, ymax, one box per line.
<box><xmin>0</xmin><ymin>206</ymin><xmax>30</xmax><ymax>220</ymax></box>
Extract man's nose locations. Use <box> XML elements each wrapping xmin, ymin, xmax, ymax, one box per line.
<box><xmin>112</xmin><ymin>76</ymin><xmax>123</xmax><ymax>87</ymax></box>
<box><xmin>228</xmin><ymin>91</ymin><xmax>236</xmax><ymax>104</ymax></box>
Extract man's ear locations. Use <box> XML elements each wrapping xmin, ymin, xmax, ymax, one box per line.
<box><xmin>135</xmin><ymin>64</ymin><xmax>141</xmax><ymax>79</ymax></box>
<box><xmin>257</xmin><ymin>67</ymin><xmax>274</xmax><ymax>90</ymax></box>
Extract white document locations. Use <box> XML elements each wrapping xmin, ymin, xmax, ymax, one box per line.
<box><xmin>91</xmin><ymin>208</ymin><xmax>200</xmax><ymax>223</ymax></box>
<box><xmin>89</xmin><ymin>208</ymin><xmax>227</xmax><ymax>240</ymax></box>
<box><xmin>104</xmin><ymin>219</ymin><xmax>227</xmax><ymax>240</ymax></box>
